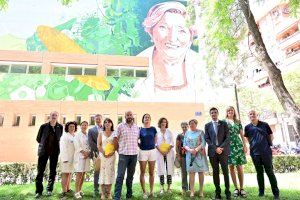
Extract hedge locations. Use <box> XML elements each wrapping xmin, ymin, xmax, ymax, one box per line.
<box><xmin>1</xmin><ymin>155</ymin><xmax>299</xmax><ymax>185</ymax></box>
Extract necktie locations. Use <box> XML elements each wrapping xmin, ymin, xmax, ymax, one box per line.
<box><xmin>214</xmin><ymin>122</ymin><xmax>218</xmax><ymax>145</ymax></box>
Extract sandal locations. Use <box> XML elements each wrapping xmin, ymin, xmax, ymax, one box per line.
<box><xmin>240</xmin><ymin>189</ymin><xmax>247</xmax><ymax>198</ymax></box>
<box><xmin>233</xmin><ymin>189</ymin><xmax>239</xmax><ymax>197</ymax></box>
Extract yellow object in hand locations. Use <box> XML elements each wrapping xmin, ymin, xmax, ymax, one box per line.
<box><xmin>159</xmin><ymin>143</ymin><xmax>170</xmax><ymax>154</ymax></box>
<box><xmin>104</xmin><ymin>143</ymin><xmax>115</xmax><ymax>156</ymax></box>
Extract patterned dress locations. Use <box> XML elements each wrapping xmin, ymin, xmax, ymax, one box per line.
<box><xmin>226</xmin><ymin>119</ymin><xmax>247</xmax><ymax>166</ymax></box>
<box><xmin>183</xmin><ymin>130</ymin><xmax>209</xmax><ymax>173</ymax></box>
<box><xmin>99</xmin><ymin>131</ymin><xmax>116</xmax><ymax>184</ymax></box>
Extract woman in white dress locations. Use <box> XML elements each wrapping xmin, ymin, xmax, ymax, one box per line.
<box><xmin>156</xmin><ymin>117</ymin><xmax>175</xmax><ymax>194</ymax></box>
<box><xmin>73</xmin><ymin>121</ymin><xmax>90</xmax><ymax>199</ymax></box>
<box><xmin>97</xmin><ymin>118</ymin><xmax>116</xmax><ymax>200</ymax></box>
<box><xmin>59</xmin><ymin>121</ymin><xmax>77</xmax><ymax>198</ymax></box>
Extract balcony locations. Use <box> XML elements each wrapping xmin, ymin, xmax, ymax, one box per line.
<box><xmin>279</xmin><ymin>31</ymin><xmax>300</xmax><ymax>50</ymax></box>
<box><xmin>275</xmin><ymin>18</ymin><xmax>300</xmax><ymax>36</ymax></box>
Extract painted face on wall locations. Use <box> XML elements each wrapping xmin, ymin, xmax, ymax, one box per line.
<box><xmin>151</xmin><ymin>11</ymin><xmax>192</xmax><ymax>59</ymax></box>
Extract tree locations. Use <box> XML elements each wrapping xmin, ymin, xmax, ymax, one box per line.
<box><xmin>192</xmin><ymin>0</ymin><xmax>300</xmax><ymax>144</ymax></box>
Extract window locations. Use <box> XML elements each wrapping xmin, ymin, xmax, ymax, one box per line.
<box><xmin>84</xmin><ymin>68</ymin><xmax>97</xmax><ymax>75</ymax></box>
<box><xmin>136</xmin><ymin>70</ymin><xmax>147</xmax><ymax>77</ymax></box>
<box><xmin>29</xmin><ymin>115</ymin><xmax>36</xmax><ymax>126</ymax></box>
<box><xmin>61</xmin><ymin>115</ymin><xmax>66</xmax><ymax>125</ymax></box>
<box><xmin>68</xmin><ymin>67</ymin><xmax>82</xmax><ymax>75</ymax></box>
<box><xmin>107</xmin><ymin>69</ymin><xmax>119</xmax><ymax>77</ymax></box>
<box><xmin>117</xmin><ymin>115</ymin><xmax>123</xmax><ymax>124</ymax></box>
<box><xmin>11</xmin><ymin>65</ymin><xmax>27</xmax><ymax>73</ymax></box>
<box><xmin>0</xmin><ymin>65</ymin><xmax>9</xmax><ymax>73</ymax></box>
<box><xmin>45</xmin><ymin>114</ymin><xmax>50</xmax><ymax>122</ymax></box>
<box><xmin>13</xmin><ymin>115</ymin><xmax>21</xmax><ymax>126</ymax></box>
<box><xmin>53</xmin><ymin>66</ymin><xmax>66</xmax><ymax>75</ymax></box>
<box><xmin>90</xmin><ymin>115</ymin><xmax>95</xmax><ymax>126</ymax></box>
<box><xmin>120</xmin><ymin>69</ymin><xmax>134</xmax><ymax>77</ymax></box>
<box><xmin>0</xmin><ymin>114</ymin><xmax>4</xmax><ymax>126</ymax></box>
<box><xmin>103</xmin><ymin>114</ymin><xmax>110</xmax><ymax>120</ymax></box>
<box><xmin>76</xmin><ymin>115</ymin><xmax>82</xmax><ymax>124</ymax></box>
<box><xmin>28</xmin><ymin>66</ymin><xmax>42</xmax><ymax>74</ymax></box>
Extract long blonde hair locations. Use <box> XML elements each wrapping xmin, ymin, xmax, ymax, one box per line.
<box><xmin>225</xmin><ymin>106</ymin><xmax>240</xmax><ymax>124</ymax></box>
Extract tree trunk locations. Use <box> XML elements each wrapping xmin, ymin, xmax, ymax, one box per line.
<box><xmin>238</xmin><ymin>0</ymin><xmax>300</xmax><ymax>145</ymax></box>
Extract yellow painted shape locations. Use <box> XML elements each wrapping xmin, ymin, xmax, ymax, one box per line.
<box><xmin>75</xmin><ymin>76</ymin><xmax>110</xmax><ymax>91</ymax></box>
<box><xmin>37</xmin><ymin>25</ymin><xmax>86</xmax><ymax>54</ymax></box>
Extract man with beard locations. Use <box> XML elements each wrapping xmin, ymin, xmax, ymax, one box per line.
<box><xmin>113</xmin><ymin>111</ymin><xmax>139</xmax><ymax>200</ymax></box>
<box><xmin>35</xmin><ymin>111</ymin><xmax>63</xmax><ymax>199</ymax></box>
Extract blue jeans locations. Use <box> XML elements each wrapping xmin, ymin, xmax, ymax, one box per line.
<box><xmin>114</xmin><ymin>154</ymin><xmax>137</xmax><ymax>200</ymax></box>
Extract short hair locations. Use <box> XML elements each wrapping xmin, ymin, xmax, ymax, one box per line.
<box><xmin>65</xmin><ymin>121</ymin><xmax>77</xmax><ymax>132</ymax></box>
<box><xmin>50</xmin><ymin>111</ymin><xmax>59</xmax><ymax>116</ymax></box>
<box><xmin>94</xmin><ymin>114</ymin><xmax>102</xmax><ymax>119</ymax></box>
<box><xmin>143</xmin><ymin>2</ymin><xmax>196</xmax><ymax>37</ymax></box>
<box><xmin>103</xmin><ymin>118</ymin><xmax>114</xmax><ymax>131</ymax></box>
<box><xmin>209</xmin><ymin>107</ymin><xmax>219</xmax><ymax>113</ymax></box>
<box><xmin>181</xmin><ymin>121</ymin><xmax>188</xmax><ymax>127</ymax></box>
<box><xmin>189</xmin><ymin>119</ymin><xmax>198</xmax><ymax>125</ymax></box>
<box><xmin>158</xmin><ymin>117</ymin><xmax>168</xmax><ymax>128</ymax></box>
<box><xmin>248</xmin><ymin>109</ymin><xmax>258</xmax><ymax>115</ymax></box>
<box><xmin>80</xmin><ymin>121</ymin><xmax>88</xmax><ymax>126</ymax></box>
<box><xmin>142</xmin><ymin>113</ymin><xmax>151</xmax><ymax>123</ymax></box>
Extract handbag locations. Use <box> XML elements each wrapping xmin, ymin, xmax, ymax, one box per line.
<box><xmin>174</xmin><ymin>156</ymin><xmax>181</xmax><ymax>168</ymax></box>
<box><xmin>93</xmin><ymin>152</ymin><xmax>101</xmax><ymax>171</ymax></box>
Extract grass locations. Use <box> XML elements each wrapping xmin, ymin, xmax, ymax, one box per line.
<box><xmin>0</xmin><ymin>182</ymin><xmax>300</xmax><ymax>200</ymax></box>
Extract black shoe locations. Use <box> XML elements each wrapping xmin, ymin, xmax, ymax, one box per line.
<box><xmin>258</xmin><ymin>193</ymin><xmax>264</xmax><ymax>197</ymax></box>
<box><xmin>226</xmin><ymin>195</ymin><xmax>231</xmax><ymax>200</ymax></box>
<box><xmin>213</xmin><ymin>194</ymin><xmax>222</xmax><ymax>200</ymax></box>
<box><xmin>35</xmin><ymin>193</ymin><xmax>42</xmax><ymax>199</ymax></box>
<box><xmin>274</xmin><ymin>195</ymin><xmax>280</xmax><ymax>200</ymax></box>
<box><xmin>46</xmin><ymin>191</ymin><xmax>52</xmax><ymax>196</ymax></box>
<box><xmin>93</xmin><ymin>191</ymin><xmax>100</xmax><ymax>198</ymax></box>
<box><xmin>60</xmin><ymin>192</ymin><xmax>68</xmax><ymax>200</ymax></box>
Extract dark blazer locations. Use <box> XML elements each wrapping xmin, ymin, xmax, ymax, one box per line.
<box><xmin>205</xmin><ymin>120</ymin><xmax>230</xmax><ymax>157</ymax></box>
<box><xmin>88</xmin><ymin>125</ymin><xmax>101</xmax><ymax>157</ymax></box>
<box><xmin>36</xmin><ymin>122</ymin><xmax>63</xmax><ymax>156</ymax></box>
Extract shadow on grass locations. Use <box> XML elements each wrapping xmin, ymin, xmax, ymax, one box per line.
<box><xmin>0</xmin><ymin>182</ymin><xmax>299</xmax><ymax>200</ymax></box>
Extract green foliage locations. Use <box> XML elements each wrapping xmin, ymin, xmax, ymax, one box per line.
<box><xmin>283</xmin><ymin>71</ymin><xmax>300</xmax><ymax>106</ymax></box>
<box><xmin>0</xmin><ymin>0</ymin><xmax>8</xmax><ymax>10</ymax></box>
<box><xmin>289</xmin><ymin>0</ymin><xmax>300</xmax><ymax>16</ymax></box>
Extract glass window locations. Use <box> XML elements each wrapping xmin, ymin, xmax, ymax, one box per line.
<box><xmin>30</xmin><ymin>115</ymin><xmax>36</xmax><ymax>126</ymax></box>
<box><xmin>0</xmin><ymin>114</ymin><xmax>4</xmax><ymax>126</ymax></box>
<box><xmin>45</xmin><ymin>114</ymin><xmax>50</xmax><ymax>122</ymax></box>
<box><xmin>13</xmin><ymin>115</ymin><xmax>21</xmax><ymax>126</ymax></box>
<box><xmin>76</xmin><ymin>115</ymin><xmax>82</xmax><ymax>124</ymax></box>
<box><xmin>61</xmin><ymin>115</ymin><xmax>66</xmax><ymax>125</ymax></box>
<box><xmin>0</xmin><ymin>65</ymin><xmax>9</xmax><ymax>73</ymax></box>
<box><xmin>53</xmin><ymin>66</ymin><xmax>66</xmax><ymax>75</ymax></box>
<box><xmin>68</xmin><ymin>67</ymin><xmax>82</xmax><ymax>75</ymax></box>
<box><xmin>118</xmin><ymin>115</ymin><xmax>123</xmax><ymax>124</ymax></box>
<box><xmin>28</xmin><ymin>66</ymin><xmax>42</xmax><ymax>74</ymax></box>
<box><xmin>84</xmin><ymin>68</ymin><xmax>97</xmax><ymax>75</ymax></box>
<box><xmin>107</xmin><ymin>68</ymin><xmax>119</xmax><ymax>77</ymax></box>
<box><xmin>135</xmin><ymin>70</ymin><xmax>147</xmax><ymax>77</ymax></box>
<box><xmin>120</xmin><ymin>69</ymin><xmax>134</xmax><ymax>77</ymax></box>
<box><xmin>11</xmin><ymin>65</ymin><xmax>27</xmax><ymax>73</ymax></box>
<box><xmin>90</xmin><ymin>115</ymin><xmax>95</xmax><ymax>126</ymax></box>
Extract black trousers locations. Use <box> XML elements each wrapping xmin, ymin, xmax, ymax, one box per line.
<box><xmin>35</xmin><ymin>153</ymin><xmax>59</xmax><ymax>194</ymax></box>
<box><xmin>209</xmin><ymin>154</ymin><xmax>230</xmax><ymax>197</ymax></box>
<box><xmin>251</xmin><ymin>154</ymin><xmax>279</xmax><ymax>197</ymax></box>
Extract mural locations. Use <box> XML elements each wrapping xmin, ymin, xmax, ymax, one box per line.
<box><xmin>0</xmin><ymin>74</ymin><xmax>139</xmax><ymax>101</ymax></box>
<box><xmin>0</xmin><ymin>0</ymin><xmax>205</xmax><ymax>103</ymax></box>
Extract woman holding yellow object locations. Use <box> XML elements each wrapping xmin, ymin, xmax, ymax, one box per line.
<box><xmin>97</xmin><ymin>118</ymin><xmax>116</xmax><ymax>200</ymax></box>
<box><xmin>156</xmin><ymin>117</ymin><xmax>174</xmax><ymax>194</ymax></box>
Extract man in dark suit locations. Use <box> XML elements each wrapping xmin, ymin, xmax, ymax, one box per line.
<box><xmin>88</xmin><ymin>114</ymin><xmax>103</xmax><ymax>197</ymax></box>
<box><xmin>35</xmin><ymin>111</ymin><xmax>63</xmax><ymax>199</ymax></box>
<box><xmin>205</xmin><ymin>107</ymin><xmax>231</xmax><ymax>200</ymax></box>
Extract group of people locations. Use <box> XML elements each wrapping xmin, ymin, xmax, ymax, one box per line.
<box><xmin>34</xmin><ymin>107</ymin><xmax>280</xmax><ymax>200</ymax></box>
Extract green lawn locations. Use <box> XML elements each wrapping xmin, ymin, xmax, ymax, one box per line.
<box><xmin>0</xmin><ymin>182</ymin><xmax>299</xmax><ymax>200</ymax></box>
